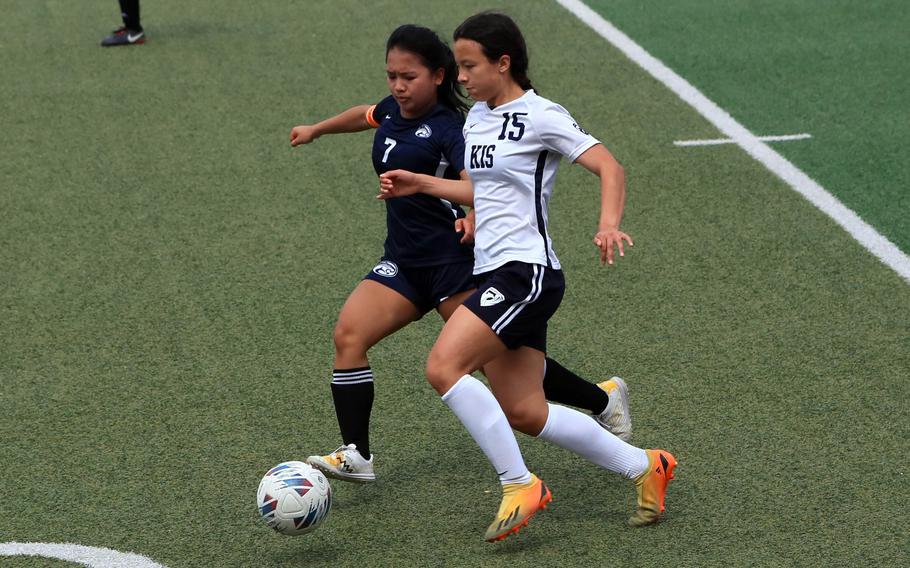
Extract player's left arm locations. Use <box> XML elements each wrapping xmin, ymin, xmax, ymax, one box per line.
<box><xmin>575</xmin><ymin>144</ymin><xmax>633</xmax><ymax>265</ymax></box>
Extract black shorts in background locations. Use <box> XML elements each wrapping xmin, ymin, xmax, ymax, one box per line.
<box><xmin>363</xmin><ymin>258</ymin><xmax>475</xmax><ymax>316</ymax></box>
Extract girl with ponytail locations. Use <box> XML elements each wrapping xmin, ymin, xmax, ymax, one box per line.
<box><xmin>378</xmin><ymin>12</ymin><xmax>675</xmax><ymax>541</ymax></box>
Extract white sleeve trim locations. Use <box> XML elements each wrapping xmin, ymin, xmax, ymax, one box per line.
<box><xmin>568</xmin><ymin>138</ymin><xmax>600</xmax><ymax>163</ymax></box>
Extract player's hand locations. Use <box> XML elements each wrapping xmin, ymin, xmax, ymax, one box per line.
<box><xmin>290</xmin><ymin>125</ymin><xmax>319</xmax><ymax>146</ymax></box>
<box><xmin>377</xmin><ymin>170</ymin><xmax>421</xmax><ymax>199</ymax></box>
<box><xmin>593</xmin><ymin>229</ymin><xmax>633</xmax><ymax>265</ymax></box>
<box><xmin>455</xmin><ymin>210</ymin><xmax>476</xmax><ymax>244</ymax></box>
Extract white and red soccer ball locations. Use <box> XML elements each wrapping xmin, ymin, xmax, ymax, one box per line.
<box><xmin>257</xmin><ymin>461</ymin><xmax>332</xmax><ymax>535</ymax></box>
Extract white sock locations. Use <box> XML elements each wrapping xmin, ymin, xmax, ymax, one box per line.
<box><xmin>441</xmin><ymin>375</ymin><xmax>532</xmax><ymax>486</ymax></box>
<box><xmin>537</xmin><ymin>403</ymin><xmax>649</xmax><ymax>479</ymax></box>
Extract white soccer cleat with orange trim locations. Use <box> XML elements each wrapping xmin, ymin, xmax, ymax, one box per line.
<box><xmin>306</xmin><ymin>444</ymin><xmax>375</xmax><ymax>483</ymax></box>
<box><xmin>595</xmin><ymin>376</ymin><xmax>633</xmax><ymax>441</ymax></box>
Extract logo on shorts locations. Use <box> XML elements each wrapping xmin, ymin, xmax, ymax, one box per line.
<box><xmin>372</xmin><ymin>260</ymin><xmax>399</xmax><ymax>277</ymax></box>
<box><xmin>415</xmin><ymin>124</ymin><xmax>433</xmax><ymax>138</ymax></box>
<box><xmin>480</xmin><ymin>287</ymin><xmax>505</xmax><ymax>307</ymax></box>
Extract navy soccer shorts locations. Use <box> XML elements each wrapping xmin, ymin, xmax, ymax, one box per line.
<box><xmin>463</xmin><ymin>261</ymin><xmax>565</xmax><ymax>352</ymax></box>
<box><xmin>363</xmin><ymin>258</ymin><xmax>475</xmax><ymax>316</ymax></box>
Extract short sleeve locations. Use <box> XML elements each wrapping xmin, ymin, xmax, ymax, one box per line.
<box><xmin>366</xmin><ymin>96</ymin><xmax>397</xmax><ymax>128</ymax></box>
<box><xmin>536</xmin><ymin>103</ymin><xmax>600</xmax><ymax>162</ymax></box>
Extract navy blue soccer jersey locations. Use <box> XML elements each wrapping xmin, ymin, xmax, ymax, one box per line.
<box><xmin>368</xmin><ymin>96</ymin><xmax>473</xmax><ymax>267</ymax></box>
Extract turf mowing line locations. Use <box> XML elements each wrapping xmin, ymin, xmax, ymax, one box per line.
<box><xmin>674</xmin><ymin>133</ymin><xmax>812</xmax><ymax>147</ymax></box>
<box><xmin>555</xmin><ymin>0</ymin><xmax>910</xmax><ymax>285</ymax></box>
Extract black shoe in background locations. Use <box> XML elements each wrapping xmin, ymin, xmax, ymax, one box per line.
<box><xmin>101</xmin><ymin>27</ymin><xmax>145</xmax><ymax>47</ymax></box>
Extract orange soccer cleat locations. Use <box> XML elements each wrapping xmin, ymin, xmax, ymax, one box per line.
<box><xmin>484</xmin><ymin>474</ymin><xmax>552</xmax><ymax>542</ymax></box>
<box><xmin>628</xmin><ymin>449</ymin><xmax>677</xmax><ymax>527</ymax></box>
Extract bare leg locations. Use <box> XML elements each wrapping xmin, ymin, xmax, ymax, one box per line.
<box><xmin>330</xmin><ymin>280</ymin><xmax>420</xmax><ymax>456</ymax></box>
<box><xmin>435</xmin><ymin>289</ymin><xmax>474</xmax><ymax>322</ymax></box>
<box><xmin>333</xmin><ymin>279</ymin><xmax>420</xmax><ymax>368</ymax></box>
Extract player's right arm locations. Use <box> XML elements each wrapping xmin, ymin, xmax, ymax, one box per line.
<box><xmin>290</xmin><ymin>104</ymin><xmax>373</xmax><ymax>146</ymax></box>
<box><xmin>453</xmin><ymin>170</ymin><xmax>475</xmax><ymax>243</ymax></box>
<box><xmin>378</xmin><ymin>170</ymin><xmax>475</xmax><ymax>206</ymax></box>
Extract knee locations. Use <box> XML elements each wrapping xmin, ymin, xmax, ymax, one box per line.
<box><xmin>333</xmin><ymin>321</ymin><xmax>368</xmax><ymax>357</ymax></box>
<box><xmin>504</xmin><ymin>403</ymin><xmax>547</xmax><ymax>436</ymax></box>
<box><xmin>425</xmin><ymin>350</ymin><xmax>462</xmax><ymax>396</ymax></box>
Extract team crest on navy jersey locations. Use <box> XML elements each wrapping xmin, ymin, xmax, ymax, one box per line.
<box><xmin>415</xmin><ymin>124</ymin><xmax>433</xmax><ymax>138</ymax></box>
<box><xmin>372</xmin><ymin>260</ymin><xmax>399</xmax><ymax>277</ymax></box>
<box><xmin>480</xmin><ymin>287</ymin><xmax>505</xmax><ymax>307</ymax></box>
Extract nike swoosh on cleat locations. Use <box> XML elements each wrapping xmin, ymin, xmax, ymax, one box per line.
<box><xmin>127</xmin><ymin>33</ymin><xmax>143</xmax><ymax>42</ymax></box>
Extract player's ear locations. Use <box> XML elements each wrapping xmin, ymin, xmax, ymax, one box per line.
<box><xmin>498</xmin><ymin>54</ymin><xmax>511</xmax><ymax>75</ymax></box>
<box><xmin>433</xmin><ymin>67</ymin><xmax>445</xmax><ymax>86</ymax></box>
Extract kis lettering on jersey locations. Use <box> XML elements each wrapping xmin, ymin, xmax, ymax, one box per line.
<box><xmin>480</xmin><ymin>287</ymin><xmax>505</xmax><ymax>307</ymax></box>
<box><xmin>470</xmin><ymin>144</ymin><xmax>496</xmax><ymax>169</ymax></box>
<box><xmin>463</xmin><ymin>90</ymin><xmax>600</xmax><ymax>274</ymax></box>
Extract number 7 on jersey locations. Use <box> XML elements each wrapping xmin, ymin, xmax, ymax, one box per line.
<box><xmin>382</xmin><ymin>137</ymin><xmax>397</xmax><ymax>163</ymax></box>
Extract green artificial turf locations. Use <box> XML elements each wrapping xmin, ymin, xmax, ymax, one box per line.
<box><xmin>584</xmin><ymin>0</ymin><xmax>910</xmax><ymax>253</ymax></box>
<box><xmin>1</xmin><ymin>1</ymin><xmax>907</xmax><ymax>566</ymax></box>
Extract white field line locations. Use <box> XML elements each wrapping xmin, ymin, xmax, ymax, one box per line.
<box><xmin>556</xmin><ymin>0</ymin><xmax>910</xmax><ymax>285</ymax></box>
<box><xmin>675</xmin><ymin>133</ymin><xmax>812</xmax><ymax>147</ymax></box>
<box><xmin>0</xmin><ymin>542</ymin><xmax>168</xmax><ymax>567</ymax></box>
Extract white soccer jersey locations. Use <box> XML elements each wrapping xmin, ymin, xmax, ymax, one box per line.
<box><xmin>463</xmin><ymin>90</ymin><xmax>600</xmax><ymax>274</ymax></box>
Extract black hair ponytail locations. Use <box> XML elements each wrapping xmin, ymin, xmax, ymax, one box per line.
<box><xmin>453</xmin><ymin>12</ymin><xmax>535</xmax><ymax>92</ymax></box>
<box><xmin>386</xmin><ymin>25</ymin><xmax>471</xmax><ymax>115</ymax></box>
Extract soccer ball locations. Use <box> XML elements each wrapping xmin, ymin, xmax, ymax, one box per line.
<box><xmin>257</xmin><ymin>461</ymin><xmax>332</xmax><ymax>535</ymax></box>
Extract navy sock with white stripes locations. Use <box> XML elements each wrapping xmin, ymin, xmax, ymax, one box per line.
<box><xmin>330</xmin><ymin>367</ymin><xmax>374</xmax><ymax>459</ymax></box>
